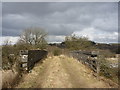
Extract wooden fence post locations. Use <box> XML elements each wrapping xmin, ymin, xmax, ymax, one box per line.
<box><xmin>96</xmin><ymin>53</ymin><xmax>100</xmax><ymax>79</ymax></box>
<box><xmin>97</xmin><ymin>61</ymin><xmax>100</xmax><ymax>77</ymax></box>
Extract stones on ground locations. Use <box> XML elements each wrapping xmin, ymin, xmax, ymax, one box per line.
<box><xmin>15</xmin><ymin>55</ymin><xmax>117</xmax><ymax>88</ymax></box>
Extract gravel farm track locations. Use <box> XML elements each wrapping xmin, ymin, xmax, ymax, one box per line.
<box><xmin>15</xmin><ymin>55</ymin><xmax>118</xmax><ymax>88</ymax></box>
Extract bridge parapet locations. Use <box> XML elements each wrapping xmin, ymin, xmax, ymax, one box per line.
<box><xmin>19</xmin><ymin>50</ymin><xmax>48</xmax><ymax>72</ymax></box>
<box><xmin>70</xmin><ymin>50</ymin><xmax>99</xmax><ymax>73</ymax></box>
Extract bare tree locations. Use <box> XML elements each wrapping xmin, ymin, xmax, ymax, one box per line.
<box><xmin>18</xmin><ymin>27</ymin><xmax>47</xmax><ymax>49</ymax></box>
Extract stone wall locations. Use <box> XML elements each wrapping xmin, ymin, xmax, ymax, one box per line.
<box><xmin>19</xmin><ymin>50</ymin><xmax>48</xmax><ymax>71</ymax></box>
<box><xmin>27</xmin><ymin>50</ymin><xmax>48</xmax><ymax>71</ymax></box>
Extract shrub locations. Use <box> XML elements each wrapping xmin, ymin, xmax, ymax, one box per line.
<box><xmin>53</xmin><ymin>49</ymin><xmax>62</xmax><ymax>56</ymax></box>
<box><xmin>64</xmin><ymin>35</ymin><xmax>95</xmax><ymax>50</ymax></box>
<box><xmin>98</xmin><ymin>55</ymin><xmax>118</xmax><ymax>83</ymax></box>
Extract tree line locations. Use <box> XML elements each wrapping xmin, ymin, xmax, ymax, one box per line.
<box><xmin>2</xmin><ymin>27</ymin><xmax>95</xmax><ymax>70</ymax></box>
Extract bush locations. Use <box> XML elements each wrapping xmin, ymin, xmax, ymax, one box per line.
<box><xmin>99</xmin><ymin>50</ymin><xmax>115</xmax><ymax>58</ymax></box>
<box><xmin>53</xmin><ymin>49</ymin><xmax>62</xmax><ymax>56</ymax></box>
<box><xmin>99</xmin><ymin>63</ymin><xmax>111</xmax><ymax>78</ymax></box>
<box><xmin>64</xmin><ymin>35</ymin><xmax>95</xmax><ymax>50</ymax></box>
<box><xmin>98</xmin><ymin>55</ymin><xmax>118</xmax><ymax>83</ymax></box>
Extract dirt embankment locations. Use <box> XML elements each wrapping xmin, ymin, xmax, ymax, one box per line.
<box><xmin>15</xmin><ymin>55</ymin><xmax>118</xmax><ymax>88</ymax></box>
<box><xmin>2</xmin><ymin>70</ymin><xmax>19</xmax><ymax>88</ymax></box>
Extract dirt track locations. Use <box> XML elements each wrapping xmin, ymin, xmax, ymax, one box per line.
<box><xmin>16</xmin><ymin>55</ymin><xmax>117</xmax><ymax>88</ymax></box>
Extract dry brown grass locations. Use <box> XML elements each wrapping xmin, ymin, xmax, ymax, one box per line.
<box><xmin>2</xmin><ymin>70</ymin><xmax>18</xmax><ymax>88</ymax></box>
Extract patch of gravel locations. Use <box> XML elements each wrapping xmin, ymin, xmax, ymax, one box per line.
<box><xmin>16</xmin><ymin>55</ymin><xmax>118</xmax><ymax>88</ymax></box>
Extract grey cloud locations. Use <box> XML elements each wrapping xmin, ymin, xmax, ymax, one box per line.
<box><xmin>2</xmin><ymin>28</ymin><xmax>22</xmax><ymax>36</ymax></box>
<box><xmin>94</xmin><ymin>37</ymin><xmax>118</xmax><ymax>43</ymax></box>
<box><xmin>2</xmin><ymin>2</ymin><xmax>72</xmax><ymax>16</ymax></box>
<box><xmin>47</xmin><ymin>35</ymin><xmax>65</xmax><ymax>43</ymax></box>
<box><xmin>2</xmin><ymin>2</ymin><xmax>118</xmax><ymax>43</ymax></box>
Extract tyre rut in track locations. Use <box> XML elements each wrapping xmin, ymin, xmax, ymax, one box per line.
<box><xmin>16</xmin><ymin>55</ymin><xmax>115</xmax><ymax>88</ymax></box>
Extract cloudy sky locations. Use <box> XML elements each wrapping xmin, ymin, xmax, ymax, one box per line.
<box><xmin>2</xmin><ymin>2</ymin><xmax>118</xmax><ymax>44</ymax></box>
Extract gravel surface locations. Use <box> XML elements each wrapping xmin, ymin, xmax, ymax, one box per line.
<box><xmin>16</xmin><ymin>55</ymin><xmax>118</xmax><ymax>88</ymax></box>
